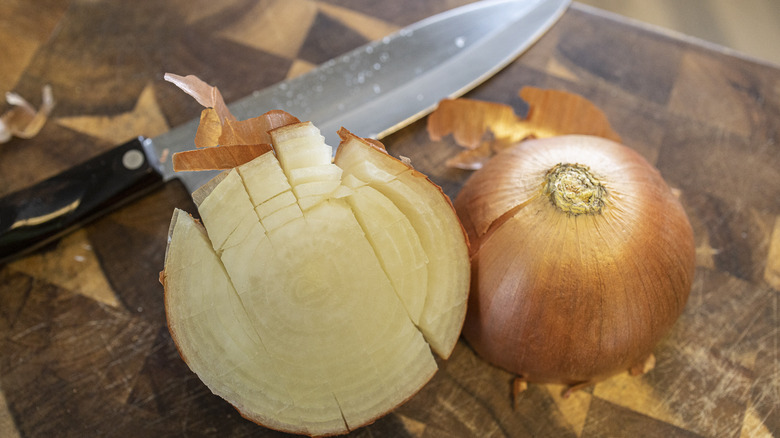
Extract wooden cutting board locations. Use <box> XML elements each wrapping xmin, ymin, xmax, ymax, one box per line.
<box><xmin>1</xmin><ymin>1</ymin><xmax>778</xmax><ymax>437</ymax></box>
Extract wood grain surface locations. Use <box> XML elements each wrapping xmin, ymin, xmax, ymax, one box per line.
<box><xmin>1</xmin><ymin>1</ymin><xmax>778</xmax><ymax>437</ymax></box>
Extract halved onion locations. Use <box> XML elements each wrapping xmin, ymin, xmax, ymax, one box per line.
<box><xmin>161</xmin><ymin>113</ymin><xmax>470</xmax><ymax>435</ymax></box>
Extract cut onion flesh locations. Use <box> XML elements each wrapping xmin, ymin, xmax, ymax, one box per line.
<box><xmin>161</xmin><ymin>122</ymin><xmax>470</xmax><ymax>436</ymax></box>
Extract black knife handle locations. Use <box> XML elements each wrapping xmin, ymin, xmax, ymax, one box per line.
<box><xmin>0</xmin><ymin>137</ymin><xmax>164</xmax><ymax>265</ymax></box>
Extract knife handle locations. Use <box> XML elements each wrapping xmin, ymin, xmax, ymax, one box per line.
<box><xmin>0</xmin><ymin>137</ymin><xmax>164</xmax><ymax>265</ymax></box>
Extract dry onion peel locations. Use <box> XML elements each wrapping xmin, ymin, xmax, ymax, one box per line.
<box><xmin>192</xmin><ymin>107</ymin><xmax>301</xmax><ymax>149</ymax></box>
<box><xmin>0</xmin><ymin>85</ymin><xmax>55</xmax><ymax>143</ymax></box>
<box><xmin>165</xmin><ymin>73</ymin><xmax>302</xmax><ymax>170</ymax></box>
<box><xmin>164</xmin><ymin>73</ymin><xmax>235</xmax><ymax>124</ymax></box>
<box><xmin>427</xmin><ymin>87</ymin><xmax>621</xmax><ymax>169</ymax></box>
<box><xmin>172</xmin><ymin>143</ymin><xmax>273</xmax><ymax>171</ymax></box>
<box><xmin>161</xmin><ymin>75</ymin><xmax>470</xmax><ymax>436</ymax></box>
<box><xmin>454</xmin><ymin>135</ymin><xmax>695</xmax><ymax>394</ymax></box>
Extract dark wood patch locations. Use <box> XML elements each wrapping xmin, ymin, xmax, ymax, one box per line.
<box><xmin>298</xmin><ymin>12</ymin><xmax>370</xmax><ymax>65</ymax></box>
<box><xmin>557</xmin><ymin>8</ymin><xmax>685</xmax><ymax>106</ymax></box>
<box><xmin>582</xmin><ymin>398</ymin><xmax>704</xmax><ymax>438</ymax></box>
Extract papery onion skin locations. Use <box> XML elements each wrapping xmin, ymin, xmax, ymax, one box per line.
<box><xmin>456</xmin><ymin>135</ymin><xmax>695</xmax><ymax>386</ymax></box>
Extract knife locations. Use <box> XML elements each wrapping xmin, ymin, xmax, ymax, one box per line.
<box><xmin>0</xmin><ymin>0</ymin><xmax>569</xmax><ymax>265</ymax></box>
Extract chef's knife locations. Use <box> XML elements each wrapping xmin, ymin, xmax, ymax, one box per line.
<box><xmin>0</xmin><ymin>0</ymin><xmax>569</xmax><ymax>265</ymax></box>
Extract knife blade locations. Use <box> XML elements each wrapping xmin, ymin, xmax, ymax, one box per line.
<box><xmin>0</xmin><ymin>0</ymin><xmax>569</xmax><ymax>265</ymax></box>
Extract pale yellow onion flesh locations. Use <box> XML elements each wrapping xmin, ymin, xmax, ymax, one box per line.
<box><xmin>455</xmin><ymin>135</ymin><xmax>695</xmax><ymax>387</ymax></box>
<box><xmin>161</xmin><ymin>122</ymin><xmax>469</xmax><ymax>436</ymax></box>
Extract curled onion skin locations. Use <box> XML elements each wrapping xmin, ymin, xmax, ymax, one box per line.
<box><xmin>455</xmin><ymin>135</ymin><xmax>695</xmax><ymax>387</ymax></box>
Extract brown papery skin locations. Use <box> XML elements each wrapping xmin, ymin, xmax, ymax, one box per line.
<box><xmin>456</xmin><ymin>135</ymin><xmax>696</xmax><ymax>386</ymax></box>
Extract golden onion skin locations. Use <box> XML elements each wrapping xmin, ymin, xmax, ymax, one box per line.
<box><xmin>455</xmin><ymin>135</ymin><xmax>695</xmax><ymax>386</ymax></box>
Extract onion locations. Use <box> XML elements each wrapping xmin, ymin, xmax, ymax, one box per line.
<box><xmin>454</xmin><ymin>135</ymin><xmax>695</xmax><ymax>393</ymax></box>
<box><xmin>160</xmin><ymin>75</ymin><xmax>470</xmax><ymax>436</ymax></box>
<box><xmin>0</xmin><ymin>85</ymin><xmax>55</xmax><ymax>143</ymax></box>
<box><xmin>427</xmin><ymin>87</ymin><xmax>622</xmax><ymax>170</ymax></box>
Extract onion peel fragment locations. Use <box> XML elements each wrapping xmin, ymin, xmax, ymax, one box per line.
<box><xmin>338</xmin><ymin>127</ymin><xmax>388</xmax><ymax>154</ymax></box>
<box><xmin>219</xmin><ymin>110</ymin><xmax>300</xmax><ymax>147</ymax></box>
<box><xmin>0</xmin><ymin>85</ymin><xmax>55</xmax><ymax>143</ymax></box>
<box><xmin>164</xmin><ymin>73</ymin><xmax>301</xmax><ymax>171</ymax></box>
<box><xmin>172</xmin><ymin>143</ymin><xmax>273</xmax><ymax>171</ymax></box>
<box><xmin>426</xmin><ymin>87</ymin><xmax>621</xmax><ymax>169</ymax></box>
<box><xmin>164</xmin><ymin>73</ymin><xmax>235</xmax><ymax>124</ymax></box>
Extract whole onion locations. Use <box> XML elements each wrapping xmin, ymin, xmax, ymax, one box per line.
<box><xmin>455</xmin><ymin>135</ymin><xmax>695</xmax><ymax>389</ymax></box>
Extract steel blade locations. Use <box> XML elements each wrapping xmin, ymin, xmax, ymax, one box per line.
<box><xmin>146</xmin><ymin>0</ymin><xmax>570</xmax><ymax>194</ymax></box>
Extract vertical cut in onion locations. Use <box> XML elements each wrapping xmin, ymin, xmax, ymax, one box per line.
<box><xmin>161</xmin><ymin>121</ymin><xmax>470</xmax><ymax>436</ymax></box>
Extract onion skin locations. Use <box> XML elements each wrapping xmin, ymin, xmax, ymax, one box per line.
<box><xmin>455</xmin><ymin>135</ymin><xmax>695</xmax><ymax>387</ymax></box>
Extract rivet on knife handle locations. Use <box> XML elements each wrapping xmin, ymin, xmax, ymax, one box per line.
<box><xmin>0</xmin><ymin>137</ymin><xmax>163</xmax><ymax>265</ymax></box>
